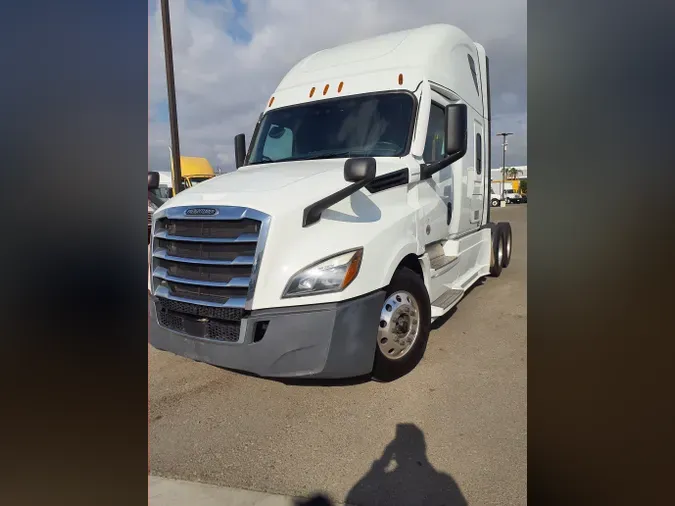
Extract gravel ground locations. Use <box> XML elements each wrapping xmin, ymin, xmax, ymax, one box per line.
<box><xmin>149</xmin><ymin>204</ymin><xmax>527</xmax><ymax>506</ymax></box>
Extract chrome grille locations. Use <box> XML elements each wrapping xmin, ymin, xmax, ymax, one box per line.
<box><xmin>150</xmin><ymin>206</ymin><xmax>270</xmax><ymax>342</ymax></box>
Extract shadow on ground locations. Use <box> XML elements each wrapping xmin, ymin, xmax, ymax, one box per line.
<box><xmin>295</xmin><ymin>423</ymin><xmax>467</xmax><ymax>506</ymax></box>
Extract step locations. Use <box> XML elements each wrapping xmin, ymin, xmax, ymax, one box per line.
<box><xmin>431</xmin><ymin>288</ymin><xmax>463</xmax><ymax>311</ymax></box>
<box><xmin>426</xmin><ymin>242</ymin><xmax>459</xmax><ymax>274</ymax></box>
<box><xmin>429</xmin><ymin>254</ymin><xmax>458</xmax><ymax>271</ymax></box>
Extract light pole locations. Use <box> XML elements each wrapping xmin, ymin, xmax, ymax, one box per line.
<box><xmin>160</xmin><ymin>0</ymin><xmax>183</xmax><ymax>195</ymax></box>
<box><xmin>497</xmin><ymin>132</ymin><xmax>513</xmax><ymax>202</ymax></box>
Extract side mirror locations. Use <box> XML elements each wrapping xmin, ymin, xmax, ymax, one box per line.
<box><xmin>148</xmin><ymin>171</ymin><xmax>160</xmax><ymax>190</ymax></box>
<box><xmin>344</xmin><ymin>157</ymin><xmax>376</xmax><ymax>183</ymax></box>
<box><xmin>234</xmin><ymin>133</ymin><xmax>246</xmax><ymax>168</ymax></box>
<box><xmin>445</xmin><ymin>103</ymin><xmax>468</xmax><ymax>156</ymax></box>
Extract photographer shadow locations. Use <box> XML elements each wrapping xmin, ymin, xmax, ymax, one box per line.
<box><xmin>296</xmin><ymin>423</ymin><xmax>467</xmax><ymax>506</ymax></box>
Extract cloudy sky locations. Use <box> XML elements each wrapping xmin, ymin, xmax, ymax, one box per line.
<box><xmin>148</xmin><ymin>0</ymin><xmax>526</xmax><ymax>172</ymax></box>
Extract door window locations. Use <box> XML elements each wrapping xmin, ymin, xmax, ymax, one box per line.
<box><xmin>423</xmin><ymin>103</ymin><xmax>446</xmax><ymax>163</ymax></box>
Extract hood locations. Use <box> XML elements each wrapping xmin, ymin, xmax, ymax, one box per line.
<box><xmin>161</xmin><ymin>158</ymin><xmax>408</xmax><ymax>217</ymax></box>
<box><xmin>207</xmin><ymin>161</ymin><xmax>337</xmax><ymax>192</ymax></box>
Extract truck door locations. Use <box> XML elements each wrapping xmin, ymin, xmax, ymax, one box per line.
<box><xmin>420</xmin><ymin>93</ymin><xmax>453</xmax><ymax>245</ymax></box>
<box><xmin>470</xmin><ymin>120</ymin><xmax>485</xmax><ymax>227</ymax></box>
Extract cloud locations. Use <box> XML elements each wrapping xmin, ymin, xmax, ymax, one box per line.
<box><xmin>148</xmin><ymin>0</ymin><xmax>526</xmax><ymax>171</ymax></box>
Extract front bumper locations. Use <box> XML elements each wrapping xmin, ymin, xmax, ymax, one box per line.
<box><xmin>149</xmin><ymin>290</ymin><xmax>386</xmax><ymax>379</ymax></box>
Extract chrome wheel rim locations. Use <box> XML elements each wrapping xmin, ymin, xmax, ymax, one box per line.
<box><xmin>377</xmin><ymin>291</ymin><xmax>421</xmax><ymax>360</ymax></box>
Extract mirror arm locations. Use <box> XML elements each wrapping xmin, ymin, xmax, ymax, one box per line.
<box><xmin>419</xmin><ymin>147</ymin><xmax>467</xmax><ymax>180</ymax></box>
<box><xmin>302</xmin><ymin>177</ymin><xmax>374</xmax><ymax>228</ymax></box>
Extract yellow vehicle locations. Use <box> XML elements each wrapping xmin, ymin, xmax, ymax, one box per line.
<box><xmin>171</xmin><ymin>156</ymin><xmax>215</xmax><ymax>195</ymax></box>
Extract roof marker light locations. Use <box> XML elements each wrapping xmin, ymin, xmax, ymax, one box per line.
<box><xmin>309</xmin><ymin>87</ymin><xmax>316</xmax><ymax>97</ymax></box>
<box><xmin>338</xmin><ymin>81</ymin><xmax>344</xmax><ymax>93</ymax></box>
<box><xmin>268</xmin><ymin>96</ymin><xmax>275</xmax><ymax>107</ymax></box>
<box><xmin>398</xmin><ymin>73</ymin><xmax>404</xmax><ymax>85</ymax></box>
<box><xmin>323</xmin><ymin>84</ymin><xmax>329</xmax><ymax>95</ymax></box>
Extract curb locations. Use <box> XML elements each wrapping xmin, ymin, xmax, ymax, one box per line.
<box><xmin>149</xmin><ymin>475</ymin><xmax>346</xmax><ymax>506</ymax></box>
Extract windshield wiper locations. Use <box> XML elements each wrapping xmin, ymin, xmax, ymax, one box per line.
<box><xmin>251</xmin><ymin>151</ymin><xmax>366</xmax><ymax>165</ymax></box>
<box><xmin>298</xmin><ymin>151</ymin><xmax>356</xmax><ymax>161</ymax></box>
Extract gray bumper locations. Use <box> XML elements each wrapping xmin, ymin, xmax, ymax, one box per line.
<box><xmin>149</xmin><ymin>290</ymin><xmax>386</xmax><ymax>379</ymax></box>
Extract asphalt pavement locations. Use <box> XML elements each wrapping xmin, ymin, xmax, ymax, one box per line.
<box><xmin>149</xmin><ymin>204</ymin><xmax>527</xmax><ymax>506</ymax></box>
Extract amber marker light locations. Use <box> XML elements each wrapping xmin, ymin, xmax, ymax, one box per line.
<box><xmin>341</xmin><ymin>249</ymin><xmax>363</xmax><ymax>289</ymax></box>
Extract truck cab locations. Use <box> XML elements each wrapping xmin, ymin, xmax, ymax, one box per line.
<box><xmin>149</xmin><ymin>24</ymin><xmax>513</xmax><ymax>380</ymax></box>
<box><xmin>171</xmin><ymin>156</ymin><xmax>216</xmax><ymax>194</ymax></box>
<box><xmin>504</xmin><ymin>189</ymin><xmax>524</xmax><ymax>204</ymax></box>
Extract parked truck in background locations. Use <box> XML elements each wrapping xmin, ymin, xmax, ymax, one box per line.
<box><xmin>490</xmin><ymin>192</ymin><xmax>503</xmax><ymax>207</ymax></box>
<box><xmin>504</xmin><ymin>188</ymin><xmax>525</xmax><ymax>204</ymax></box>
<box><xmin>150</xmin><ymin>171</ymin><xmax>173</xmax><ymax>201</ymax></box>
<box><xmin>148</xmin><ymin>24</ymin><xmax>514</xmax><ymax>381</ymax></box>
<box><xmin>148</xmin><ymin>172</ymin><xmax>164</xmax><ymax>243</ymax></box>
<box><xmin>173</xmin><ymin>156</ymin><xmax>216</xmax><ymax>193</ymax></box>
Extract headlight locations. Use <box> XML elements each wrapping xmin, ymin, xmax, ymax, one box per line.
<box><xmin>282</xmin><ymin>248</ymin><xmax>363</xmax><ymax>298</ymax></box>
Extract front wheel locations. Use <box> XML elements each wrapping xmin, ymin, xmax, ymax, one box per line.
<box><xmin>372</xmin><ymin>267</ymin><xmax>431</xmax><ymax>382</ymax></box>
<box><xmin>491</xmin><ymin>198</ymin><xmax>500</xmax><ymax>207</ymax></box>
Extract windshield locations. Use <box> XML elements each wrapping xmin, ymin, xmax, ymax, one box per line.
<box><xmin>247</xmin><ymin>92</ymin><xmax>415</xmax><ymax>165</ymax></box>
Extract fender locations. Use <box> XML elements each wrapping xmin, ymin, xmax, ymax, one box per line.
<box><xmin>380</xmin><ymin>242</ymin><xmax>421</xmax><ymax>288</ymax></box>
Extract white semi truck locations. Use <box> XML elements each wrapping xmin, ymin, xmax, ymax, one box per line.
<box><xmin>149</xmin><ymin>24</ymin><xmax>513</xmax><ymax>381</ymax></box>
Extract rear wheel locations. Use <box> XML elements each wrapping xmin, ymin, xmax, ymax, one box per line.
<box><xmin>489</xmin><ymin>226</ymin><xmax>504</xmax><ymax>277</ymax></box>
<box><xmin>498</xmin><ymin>222</ymin><xmax>512</xmax><ymax>268</ymax></box>
<box><xmin>372</xmin><ymin>267</ymin><xmax>431</xmax><ymax>382</ymax></box>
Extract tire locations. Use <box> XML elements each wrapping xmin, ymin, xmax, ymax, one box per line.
<box><xmin>489</xmin><ymin>225</ymin><xmax>503</xmax><ymax>277</ymax></box>
<box><xmin>372</xmin><ymin>267</ymin><xmax>431</xmax><ymax>382</ymax></box>
<box><xmin>491</xmin><ymin>198</ymin><xmax>500</xmax><ymax>207</ymax></box>
<box><xmin>498</xmin><ymin>222</ymin><xmax>512</xmax><ymax>268</ymax></box>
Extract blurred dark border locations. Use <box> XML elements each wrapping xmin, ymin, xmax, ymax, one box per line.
<box><xmin>0</xmin><ymin>1</ymin><xmax>149</xmax><ymax>505</ymax></box>
<box><xmin>529</xmin><ymin>0</ymin><xmax>675</xmax><ymax>503</ymax></box>
<box><xmin>1</xmin><ymin>0</ymin><xmax>675</xmax><ymax>505</ymax></box>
